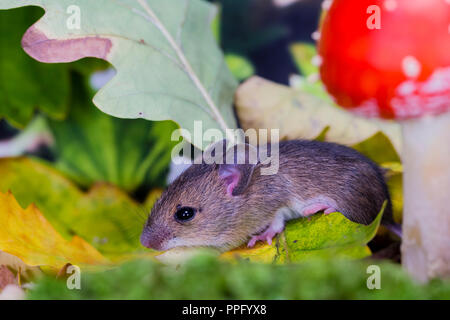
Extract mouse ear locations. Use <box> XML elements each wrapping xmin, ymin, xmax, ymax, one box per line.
<box><xmin>218</xmin><ymin>163</ymin><xmax>256</xmax><ymax>196</ymax></box>
<box><xmin>217</xmin><ymin>142</ymin><xmax>258</xmax><ymax>196</ymax></box>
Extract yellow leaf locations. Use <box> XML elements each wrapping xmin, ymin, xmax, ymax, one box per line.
<box><xmin>220</xmin><ymin>242</ymin><xmax>282</xmax><ymax>264</ymax></box>
<box><xmin>0</xmin><ymin>158</ymin><xmax>157</xmax><ymax>255</ymax></box>
<box><xmin>0</xmin><ymin>191</ymin><xmax>109</xmax><ymax>270</ymax></box>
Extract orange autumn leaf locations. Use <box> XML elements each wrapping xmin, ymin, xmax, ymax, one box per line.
<box><xmin>0</xmin><ymin>191</ymin><xmax>109</xmax><ymax>270</ymax></box>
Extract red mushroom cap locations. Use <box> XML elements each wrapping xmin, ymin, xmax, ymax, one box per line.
<box><xmin>318</xmin><ymin>0</ymin><xmax>450</xmax><ymax>120</ymax></box>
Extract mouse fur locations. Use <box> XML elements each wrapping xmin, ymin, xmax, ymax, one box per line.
<box><xmin>141</xmin><ymin>140</ymin><xmax>397</xmax><ymax>252</ymax></box>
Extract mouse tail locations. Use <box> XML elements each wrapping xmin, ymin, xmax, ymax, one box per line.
<box><xmin>385</xmin><ymin>222</ymin><xmax>402</xmax><ymax>238</ymax></box>
<box><xmin>380</xmin><ymin>199</ymin><xmax>402</xmax><ymax>238</ymax></box>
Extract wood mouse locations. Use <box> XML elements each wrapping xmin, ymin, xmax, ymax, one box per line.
<box><xmin>141</xmin><ymin>140</ymin><xmax>400</xmax><ymax>252</ymax></box>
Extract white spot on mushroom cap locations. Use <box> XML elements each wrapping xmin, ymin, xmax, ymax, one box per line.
<box><xmin>391</xmin><ymin>66</ymin><xmax>450</xmax><ymax>119</ymax></box>
<box><xmin>322</xmin><ymin>0</ymin><xmax>333</xmax><ymax>11</ymax></box>
<box><xmin>352</xmin><ymin>99</ymin><xmax>381</xmax><ymax>118</ymax></box>
<box><xmin>311</xmin><ymin>31</ymin><xmax>321</xmax><ymax>41</ymax></box>
<box><xmin>397</xmin><ymin>81</ymin><xmax>416</xmax><ymax>96</ymax></box>
<box><xmin>421</xmin><ymin>67</ymin><xmax>450</xmax><ymax>94</ymax></box>
<box><xmin>311</xmin><ymin>55</ymin><xmax>323</xmax><ymax>67</ymax></box>
<box><xmin>384</xmin><ymin>0</ymin><xmax>397</xmax><ymax>11</ymax></box>
<box><xmin>307</xmin><ymin>73</ymin><xmax>320</xmax><ymax>83</ymax></box>
<box><xmin>402</xmin><ymin>56</ymin><xmax>422</xmax><ymax>78</ymax></box>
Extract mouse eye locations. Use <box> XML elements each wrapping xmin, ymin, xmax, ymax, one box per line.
<box><xmin>174</xmin><ymin>206</ymin><xmax>196</xmax><ymax>223</ymax></box>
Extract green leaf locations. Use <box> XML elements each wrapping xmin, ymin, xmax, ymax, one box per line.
<box><xmin>0</xmin><ymin>157</ymin><xmax>158</xmax><ymax>256</ymax></box>
<box><xmin>0</xmin><ymin>0</ymin><xmax>239</xmax><ymax>149</ymax></box>
<box><xmin>290</xmin><ymin>43</ymin><xmax>318</xmax><ymax>77</ymax></box>
<box><xmin>0</xmin><ymin>7</ymin><xmax>69</xmax><ymax>127</ymax></box>
<box><xmin>281</xmin><ymin>204</ymin><xmax>384</xmax><ymax>262</ymax></box>
<box><xmin>48</xmin><ymin>72</ymin><xmax>178</xmax><ymax>192</ymax></box>
<box><xmin>289</xmin><ymin>42</ymin><xmax>333</xmax><ymax>100</ymax></box>
<box><xmin>0</xmin><ymin>6</ymin><xmax>108</xmax><ymax>128</ymax></box>
<box><xmin>352</xmin><ymin>131</ymin><xmax>401</xmax><ymax>165</ymax></box>
<box><xmin>352</xmin><ymin>132</ymin><xmax>403</xmax><ymax>222</ymax></box>
<box><xmin>385</xmin><ymin>170</ymin><xmax>403</xmax><ymax>223</ymax></box>
<box><xmin>222</xmin><ymin>203</ymin><xmax>385</xmax><ymax>263</ymax></box>
<box><xmin>225</xmin><ymin>54</ymin><xmax>255</xmax><ymax>81</ymax></box>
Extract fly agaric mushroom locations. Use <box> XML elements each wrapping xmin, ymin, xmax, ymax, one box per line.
<box><xmin>318</xmin><ymin>0</ymin><xmax>450</xmax><ymax>282</ymax></box>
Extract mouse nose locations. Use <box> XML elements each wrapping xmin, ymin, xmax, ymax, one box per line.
<box><xmin>140</xmin><ymin>225</ymin><xmax>172</xmax><ymax>251</ymax></box>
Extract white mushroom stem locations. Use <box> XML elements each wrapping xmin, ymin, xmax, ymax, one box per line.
<box><xmin>401</xmin><ymin>112</ymin><xmax>450</xmax><ymax>282</ymax></box>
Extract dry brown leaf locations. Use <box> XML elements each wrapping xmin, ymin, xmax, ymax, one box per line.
<box><xmin>235</xmin><ymin>76</ymin><xmax>402</xmax><ymax>153</ymax></box>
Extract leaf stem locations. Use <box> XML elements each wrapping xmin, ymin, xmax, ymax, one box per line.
<box><xmin>137</xmin><ymin>0</ymin><xmax>236</xmax><ymax>144</ymax></box>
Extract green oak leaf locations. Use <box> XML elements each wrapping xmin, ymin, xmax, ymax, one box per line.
<box><xmin>0</xmin><ymin>0</ymin><xmax>238</xmax><ymax>149</ymax></box>
<box><xmin>0</xmin><ymin>157</ymin><xmax>158</xmax><ymax>257</ymax></box>
<box><xmin>48</xmin><ymin>72</ymin><xmax>178</xmax><ymax>192</ymax></box>
<box><xmin>221</xmin><ymin>202</ymin><xmax>385</xmax><ymax>263</ymax></box>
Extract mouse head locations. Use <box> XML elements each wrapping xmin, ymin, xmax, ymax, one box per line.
<box><xmin>140</xmin><ymin>142</ymin><xmax>261</xmax><ymax>251</ymax></box>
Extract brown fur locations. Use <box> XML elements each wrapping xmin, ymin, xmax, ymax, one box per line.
<box><xmin>141</xmin><ymin>140</ymin><xmax>393</xmax><ymax>252</ymax></box>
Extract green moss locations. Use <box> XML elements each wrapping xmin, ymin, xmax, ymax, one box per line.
<box><xmin>28</xmin><ymin>254</ymin><xmax>450</xmax><ymax>300</ymax></box>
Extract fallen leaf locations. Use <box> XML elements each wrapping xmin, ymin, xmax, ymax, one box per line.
<box><xmin>0</xmin><ymin>0</ymin><xmax>238</xmax><ymax>149</ymax></box>
<box><xmin>0</xmin><ymin>157</ymin><xmax>155</xmax><ymax>255</ymax></box>
<box><xmin>0</xmin><ymin>191</ymin><xmax>109</xmax><ymax>270</ymax></box>
<box><xmin>48</xmin><ymin>74</ymin><xmax>178</xmax><ymax>192</ymax></box>
<box><xmin>221</xmin><ymin>243</ymin><xmax>282</xmax><ymax>264</ymax></box>
<box><xmin>0</xmin><ymin>251</ymin><xmax>41</xmax><ymax>283</ymax></box>
<box><xmin>221</xmin><ymin>203</ymin><xmax>385</xmax><ymax>263</ymax></box>
<box><xmin>0</xmin><ymin>6</ymin><xmax>107</xmax><ymax>128</ymax></box>
<box><xmin>236</xmin><ymin>76</ymin><xmax>402</xmax><ymax>154</ymax></box>
<box><xmin>0</xmin><ymin>266</ymin><xmax>17</xmax><ymax>291</ymax></box>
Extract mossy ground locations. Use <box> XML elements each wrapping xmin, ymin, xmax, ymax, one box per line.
<box><xmin>28</xmin><ymin>254</ymin><xmax>450</xmax><ymax>300</ymax></box>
